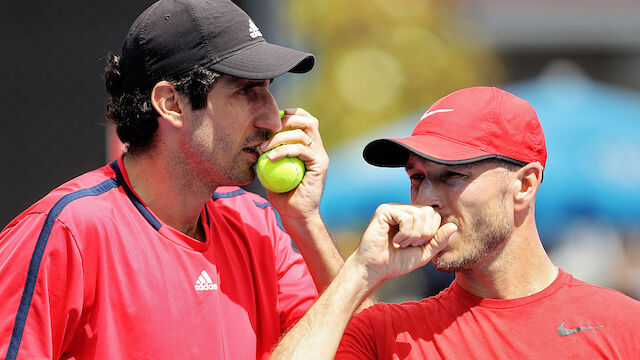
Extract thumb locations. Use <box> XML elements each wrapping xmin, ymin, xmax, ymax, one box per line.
<box><xmin>420</xmin><ymin>223</ymin><xmax>458</xmax><ymax>263</ymax></box>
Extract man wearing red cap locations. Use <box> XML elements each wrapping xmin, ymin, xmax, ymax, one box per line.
<box><xmin>0</xmin><ymin>0</ymin><xmax>345</xmax><ymax>359</ymax></box>
<box><xmin>271</xmin><ymin>87</ymin><xmax>640</xmax><ymax>359</ymax></box>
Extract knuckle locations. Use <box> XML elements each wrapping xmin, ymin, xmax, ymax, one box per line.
<box><xmin>376</xmin><ymin>203</ymin><xmax>391</xmax><ymax>214</ymax></box>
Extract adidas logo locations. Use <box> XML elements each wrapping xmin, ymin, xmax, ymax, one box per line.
<box><xmin>249</xmin><ymin>19</ymin><xmax>262</xmax><ymax>38</ymax></box>
<box><xmin>194</xmin><ymin>270</ymin><xmax>218</xmax><ymax>291</ymax></box>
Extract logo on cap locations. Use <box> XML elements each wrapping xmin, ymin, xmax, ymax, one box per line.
<box><xmin>421</xmin><ymin>108</ymin><xmax>454</xmax><ymax>120</ymax></box>
<box><xmin>249</xmin><ymin>19</ymin><xmax>262</xmax><ymax>39</ymax></box>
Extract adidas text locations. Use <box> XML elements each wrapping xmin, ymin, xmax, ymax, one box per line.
<box><xmin>195</xmin><ymin>270</ymin><xmax>218</xmax><ymax>291</ymax></box>
<box><xmin>195</xmin><ymin>283</ymin><xmax>219</xmax><ymax>291</ymax></box>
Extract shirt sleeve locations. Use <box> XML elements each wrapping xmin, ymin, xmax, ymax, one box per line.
<box><xmin>0</xmin><ymin>213</ymin><xmax>85</xmax><ymax>359</ymax></box>
<box><xmin>269</xmin><ymin>209</ymin><xmax>319</xmax><ymax>332</ymax></box>
<box><xmin>335</xmin><ymin>306</ymin><xmax>380</xmax><ymax>360</ymax></box>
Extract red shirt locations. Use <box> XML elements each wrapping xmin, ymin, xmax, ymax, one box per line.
<box><xmin>1</xmin><ymin>158</ymin><xmax>317</xmax><ymax>359</ymax></box>
<box><xmin>337</xmin><ymin>269</ymin><xmax>640</xmax><ymax>359</ymax></box>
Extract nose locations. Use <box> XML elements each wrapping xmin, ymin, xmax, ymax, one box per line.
<box><xmin>412</xmin><ymin>179</ymin><xmax>443</xmax><ymax>210</ymax></box>
<box><xmin>254</xmin><ymin>90</ymin><xmax>282</xmax><ymax>133</ymax></box>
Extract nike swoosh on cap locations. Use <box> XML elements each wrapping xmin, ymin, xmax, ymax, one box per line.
<box><xmin>421</xmin><ymin>109</ymin><xmax>454</xmax><ymax>119</ymax></box>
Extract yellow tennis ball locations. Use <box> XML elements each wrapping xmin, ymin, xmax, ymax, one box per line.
<box><xmin>256</xmin><ymin>149</ymin><xmax>306</xmax><ymax>193</ymax></box>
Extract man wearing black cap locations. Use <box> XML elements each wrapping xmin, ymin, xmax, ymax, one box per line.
<box><xmin>0</xmin><ymin>1</ymin><xmax>342</xmax><ymax>359</ymax></box>
<box><xmin>271</xmin><ymin>87</ymin><xmax>640</xmax><ymax>359</ymax></box>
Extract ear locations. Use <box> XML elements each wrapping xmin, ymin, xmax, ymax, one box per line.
<box><xmin>151</xmin><ymin>81</ymin><xmax>186</xmax><ymax>128</ymax></box>
<box><xmin>513</xmin><ymin>162</ymin><xmax>544</xmax><ymax>212</ymax></box>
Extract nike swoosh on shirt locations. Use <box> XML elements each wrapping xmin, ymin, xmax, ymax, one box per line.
<box><xmin>557</xmin><ymin>321</ymin><xmax>604</xmax><ymax>336</ymax></box>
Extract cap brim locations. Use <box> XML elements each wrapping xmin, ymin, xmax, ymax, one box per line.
<box><xmin>363</xmin><ymin>135</ymin><xmax>497</xmax><ymax>167</ymax></box>
<box><xmin>210</xmin><ymin>41</ymin><xmax>315</xmax><ymax>80</ymax></box>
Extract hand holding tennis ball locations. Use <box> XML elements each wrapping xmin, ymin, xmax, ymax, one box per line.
<box><xmin>256</xmin><ymin>151</ymin><xmax>306</xmax><ymax>193</ymax></box>
<box><xmin>256</xmin><ymin>110</ymin><xmax>307</xmax><ymax>193</ymax></box>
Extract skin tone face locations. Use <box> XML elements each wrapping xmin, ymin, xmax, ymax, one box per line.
<box><xmin>174</xmin><ymin>75</ymin><xmax>281</xmax><ymax>190</ymax></box>
<box><xmin>405</xmin><ymin>154</ymin><xmax>515</xmax><ymax>272</ymax></box>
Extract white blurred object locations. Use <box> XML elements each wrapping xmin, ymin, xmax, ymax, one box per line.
<box><xmin>549</xmin><ymin>220</ymin><xmax>625</xmax><ymax>288</ymax></box>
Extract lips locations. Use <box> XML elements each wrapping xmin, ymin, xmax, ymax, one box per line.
<box><xmin>243</xmin><ymin>146</ymin><xmax>259</xmax><ymax>154</ymax></box>
<box><xmin>243</xmin><ymin>136</ymin><xmax>266</xmax><ymax>160</ymax></box>
<box><xmin>243</xmin><ymin>146</ymin><xmax>261</xmax><ymax>163</ymax></box>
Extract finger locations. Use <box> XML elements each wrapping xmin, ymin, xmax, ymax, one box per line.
<box><xmin>405</xmin><ymin>206</ymin><xmax>429</xmax><ymax>247</ymax></box>
<box><xmin>419</xmin><ymin>223</ymin><xmax>457</xmax><ymax>263</ymax></box>
<box><xmin>402</xmin><ymin>206</ymin><xmax>439</xmax><ymax>248</ymax></box>
<box><xmin>259</xmin><ymin>129</ymin><xmax>312</xmax><ymax>153</ymax></box>
<box><xmin>280</xmin><ymin>109</ymin><xmax>321</xmax><ymax>140</ymax></box>
<box><xmin>263</xmin><ymin>143</ymin><xmax>315</xmax><ymax>162</ymax></box>
<box><xmin>280</xmin><ymin>108</ymin><xmax>314</xmax><ymax>126</ymax></box>
<box><xmin>281</xmin><ymin>110</ymin><xmax>317</xmax><ymax>130</ymax></box>
<box><xmin>282</xmin><ymin>107</ymin><xmax>312</xmax><ymax>117</ymax></box>
<box><xmin>385</xmin><ymin>205</ymin><xmax>434</xmax><ymax>247</ymax></box>
<box><xmin>391</xmin><ymin>213</ymin><xmax>414</xmax><ymax>248</ymax></box>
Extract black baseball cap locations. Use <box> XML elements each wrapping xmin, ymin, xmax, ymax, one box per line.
<box><xmin>119</xmin><ymin>0</ymin><xmax>315</xmax><ymax>91</ymax></box>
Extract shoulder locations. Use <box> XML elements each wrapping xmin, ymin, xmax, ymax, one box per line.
<box><xmin>352</xmin><ymin>298</ymin><xmax>431</xmax><ymax>325</ymax></box>
<box><xmin>343</xmin><ymin>298</ymin><xmax>439</xmax><ymax>349</ymax></box>
<box><xmin>211</xmin><ymin>186</ymin><xmax>268</xmax><ymax>206</ymax></box>
<box><xmin>209</xmin><ymin>186</ymin><xmax>283</xmax><ymax>228</ymax></box>
<box><xmin>564</xmin><ymin>273</ymin><xmax>640</xmax><ymax>309</ymax></box>
<box><xmin>350</xmin><ymin>284</ymin><xmax>458</xmax><ymax>329</ymax></box>
<box><xmin>1</xmin><ymin>164</ymin><xmax>127</xmax><ymax>255</ymax></box>
<box><xmin>557</xmin><ymin>272</ymin><xmax>640</xmax><ymax>331</ymax></box>
<box><xmin>0</xmin><ymin>166</ymin><xmax>119</xmax><ymax>268</ymax></box>
<box><xmin>4</xmin><ymin>164</ymin><xmax>119</xmax><ymax>230</ymax></box>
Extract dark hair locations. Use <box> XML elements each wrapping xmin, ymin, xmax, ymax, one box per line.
<box><xmin>104</xmin><ymin>52</ymin><xmax>220</xmax><ymax>155</ymax></box>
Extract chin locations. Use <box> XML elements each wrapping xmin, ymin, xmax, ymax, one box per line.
<box><xmin>432</xmin><ymin>256</ymin><xmax>456</xmax><ymax>273</ymax></box>
<box><xmin>432</xmin><ymin>250</ymin><xmax>474</xmax><ymax>273</ymax></box>
<box><xmin>229</xmin><ymin>166</ymin><xmax>256</xmax><ymax>186</ymax></box>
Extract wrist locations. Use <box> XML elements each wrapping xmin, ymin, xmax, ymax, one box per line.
<box><xmin>342</xmin><ymin>254</ymin><xmax>383</xmax><ymax>300</ymax></box>
<box><xmin>279</xmin><ymin>206</ymin><xmax>322</xmax><ymax>223</ymax></box>
<box><xmin>280</xmin><ymin>210</ymin><xmax>325</xmax><ymax>238</ymax></box>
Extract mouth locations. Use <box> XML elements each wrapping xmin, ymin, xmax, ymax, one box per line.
<box><xmin>243</xmin><ymin>135</ymin><xmax>266</xmax><ymax>160</ymax></box>
<box><xmin>243</xmin><ymin>146</ymin><xmax>260</xmax><ymax>160</ymax></box>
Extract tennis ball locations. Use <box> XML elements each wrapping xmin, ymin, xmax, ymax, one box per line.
<box><xmin>256</xmin><ymin>149</ymin><xmax>306</xmax><ymax>193</ymax></box>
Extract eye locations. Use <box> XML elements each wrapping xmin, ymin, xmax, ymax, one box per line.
<box><xmin>442</xmin><ymin>171</ymin><xmax>465</xmax><ymax>181</ymax></box>
<box><xmin>408</xmin><ymin>172</ymin><xmax>425</xmax><ymax>185</ymax></box>
<box><xmin>235</xmin><ymin>80</ymin><xmax>269</xmax><ymax>96</ymax></box>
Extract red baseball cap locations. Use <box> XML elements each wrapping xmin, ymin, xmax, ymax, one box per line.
<box><xmin>363</xmin><ymin>86</ymin><xmax>547</xmax><ymax>168</ymax></box>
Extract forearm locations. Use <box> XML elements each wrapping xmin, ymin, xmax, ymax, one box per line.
<box><xmin>281</xmin><ymin>210</ymin><xmax>344</xmax><ymax>292</ymax></box>
<box><xmin>270</xmin><ymin>255</ymin><xmax>374</xmax><ymax>360</ymax></box>
<box><xmin>272</xmin><ymin>204</ymin><xmax>456</xmax><ymax>359</ymax></box>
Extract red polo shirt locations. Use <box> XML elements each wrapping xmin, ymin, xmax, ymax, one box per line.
<box><xmin>1</xmin><ymin>158</ymin><xmax>317</xmax><ymax>359</ymax></box>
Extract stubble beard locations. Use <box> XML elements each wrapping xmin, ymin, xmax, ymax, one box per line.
<box><xmin>432</xmin><ymin>200</ymin><xmax>513</xmax><ymax>273</ymax></box>
<box><xmin>180</xmin><ymin>128</ymin><xmax>263</xmax><ymax>189</ymax></box>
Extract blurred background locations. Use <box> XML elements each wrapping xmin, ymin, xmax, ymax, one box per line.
<box><xmin>2</xmin><ymin>0</ymin><xmax>640</xmax><ymax>302</ymax></box>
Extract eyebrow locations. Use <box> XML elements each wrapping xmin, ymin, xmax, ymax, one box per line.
<box><xmin>450</xmin><ymin>163</ymin><xmax>474</xmax><ymax>171</ymax></box>
<box><xmin>226</xmin><ymin>77</ymin><xmax>272</xmax><ymax>87</ymax></box>
<box><xmin>405</xmin><ymin>162</ymin><xmax>474</xmax><ymax>172</ymax></box>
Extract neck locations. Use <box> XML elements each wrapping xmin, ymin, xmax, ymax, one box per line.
<box><xmin>122</xmin><ymin>152</ymin><xmax>211</xmax><ymax>241</ymax></box>
<box><xmin>455</xmin><ymin>223</ymin><xmax>558</xmax><ymax>299</ymax></box>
